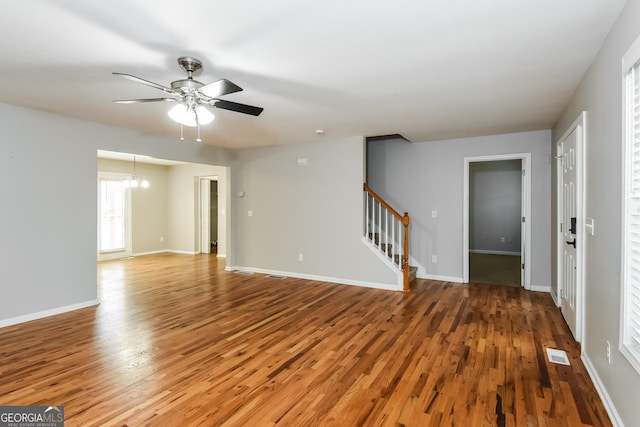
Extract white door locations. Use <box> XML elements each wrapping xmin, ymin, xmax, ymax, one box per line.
<box><xmin>520</xmin><ymin>165</ymin><xmax>526</xmax><ymax>286</ymax></box>
<box><xmin>560</xmin><ymin>128</ymin><xmax>579</xmax><ymax>338</ymax></box>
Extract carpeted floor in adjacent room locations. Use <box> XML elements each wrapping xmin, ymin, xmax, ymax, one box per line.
<box><xmin>469</xmin><ymin>253</ymin><xmax>521</xmax><ymax>287</ymax></box>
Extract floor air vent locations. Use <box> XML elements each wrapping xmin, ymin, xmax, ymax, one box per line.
<box><xmin>266</xmin><ymin>275</ymin><xmax>286</xmax><ymax>279</ymax></box>
<box><xmin>546</xmin><ymin>348</ymin><xmax>570</xmax><ymax>365</ymax></box>
<box><xmin>234</xmin><ymin>271</ymin><xmax>254</xmax><ymax>275</ymax></box>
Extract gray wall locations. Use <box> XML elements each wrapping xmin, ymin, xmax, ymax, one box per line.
<box><xmin>470</xmin><ymin>160</ymin><xmax>522</xmax><ymax>254</ymax></box>
<box><xmin>0</xmin><ymin>102</ymin><xmax>233</xmax><ymax>325</ymax></box>
<box><xmin>0</xmin><ymin>102</ymin><xmax>394</xmax><ymax>324</ymax></box>
<box><xmin>229</xmin><ymin>136</ymin><xmax>397</xmax><ymax>287</ymax></box>
<box><xmin>367</xmin><ymin>130</ymin><xmax>551</xmax><ymax>287</ymax></box>
<box><xmin>167</xmin><ymin>163</ymin><xmax>228</xmax><ymax>255</ymax></box>
<box><xmin>552</xmin><ymin>0</ymin><xmax>640</xmax><ymax>423</ymax></box>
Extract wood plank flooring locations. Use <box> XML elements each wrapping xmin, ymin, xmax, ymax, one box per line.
<box><xmin>0</xmin><ymin>253</ymin><xmax>611</xmax><ymax>426</ymax></box>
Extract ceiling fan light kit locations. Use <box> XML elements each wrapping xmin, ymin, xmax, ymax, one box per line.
<box><xmin>167</xmin><ymin>103</ymin><xmax>214</xmax><ymax>127</ymax></box>
<box><xmin>113</xmin><ymin>57</ymin><xmax>263</xmax><ymax>142</ymax></box>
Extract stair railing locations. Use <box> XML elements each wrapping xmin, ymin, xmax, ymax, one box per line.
<box><xmin>363</xmin><ymin>183</ymin><xmax>410</xmax><ymax>291</ymax></box>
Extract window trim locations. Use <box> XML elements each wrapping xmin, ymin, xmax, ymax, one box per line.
<box><xmin>620</xmin><ymin>35</ymin><xmax>640</xmax><ymax>376</ymax></box>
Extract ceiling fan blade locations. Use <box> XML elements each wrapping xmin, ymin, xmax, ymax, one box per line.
<box><xmin>113</xmin><ymin>98</ymin><xmax>178</xmax><ymax>104</ymax></box>
<box><xmin>213</xmin><ymin>100</ymin><xmax>264</xmax><ymax>116</ymax></box>
<box><xmin>200</xmin><ymin>79</ymin><xmax>243</xmax><ymax>98</ymax></box>
<box><xmin>113</xmin><ymin>72</ymin><xmax>176</xmax><ymax>95</ymax></box>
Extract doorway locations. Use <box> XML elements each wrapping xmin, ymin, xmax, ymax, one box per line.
<box><xmin>468</xmin><ymin>160</ymin><xmax>522</xmax><ymax>286</ymax></box>
<box><xmin>463</xmin><ymin>153</ymin><xmax>531</xmax><ymax>289</ymax></box>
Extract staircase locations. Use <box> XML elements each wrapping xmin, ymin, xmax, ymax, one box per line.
<box><xmin>363</xmin><ymin>184</ymin><xmax>417</xmax><ymax>291</ymax></box>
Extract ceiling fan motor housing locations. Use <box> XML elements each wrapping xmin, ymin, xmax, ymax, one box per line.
<box><xmin>171</xmin><ymin>79</ymin><xmax>204</xmax><ymax>93</ymax></box>
<box><xmin>177</xmin><ymin>56</ymin><xmax>203</xmax><ymax>74</ymax></box>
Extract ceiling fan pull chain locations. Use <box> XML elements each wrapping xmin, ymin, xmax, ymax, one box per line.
<box><xmin>180</xmin><ymin>123</ymin><xmax>184</xmax><ymax>142</ymax></box>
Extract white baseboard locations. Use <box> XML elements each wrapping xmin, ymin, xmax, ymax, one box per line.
<box><xmin>132</xmin><ymin>250</ymin><xmax>168</xmax><ymax>257</ymax></box>
<box><xmin>228</xmin><ymin>266</ymin><xmax>399</xmax><ymax>292</ymax></box>
<box><xmin>420</xmin><ymin>274</ymin><xmax>464</xmax><ymax>283</ymax></box>
<box><xmin>0</xmin><ymin>299</ymin><xmax>100</xmax><ymax>329</ymax></box>
<box><xmin>581</xmin><ymin>353</ymin><xmax>623</xmax><ymax>426</ymax></box>
<box><xmin>469</xmin><ymin>249</ymin><xmax>521</xmax><ymax>256</ymax></box>
<box><xmin>167</xmin><ymin>249</ymin><xmax>199</xmax><ymax>255</ymax></box>
<box><xmin>134</xmin><ymin>250</ymin><xmax>222</xmax><ymax>257</ymax></box>
<box><xmin>528</xmin><ymin>284</ymin><xmax>551</xmax><ymax>293</ymax></box>
<box><xmin>549</xmin><ymin>289</ymin><xmax>559</xmax><ymax>306</ymax></box>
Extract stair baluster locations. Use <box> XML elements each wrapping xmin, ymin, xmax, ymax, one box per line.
<box><xmin>363</xmin><ymin>183</ymin><xmax>412</xmax><ymax>291</ymax></box>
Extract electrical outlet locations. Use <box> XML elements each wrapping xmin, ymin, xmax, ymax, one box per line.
<box><xmin>500</xmin><ymin>237</ymin><xmax>505</xmax><ymax>243</ymax></box>
<box><xmin>298</xmin><ymin>253</ymin><xmax>304</xmax><ymax>262</ymax></box>
<box><xmin>431</xmin><ymin>255</ymin><xmax>437</xmax><ymax>263</ymax></box>
<box><xmin>159</xmin><ymin>236</ymin><xmax>164</xmax><ymax>243</ymax></box>
<box><xmin>606</xmin><ymin>341</ymin><xmax>611</xmax><ymax>364</ymax></box>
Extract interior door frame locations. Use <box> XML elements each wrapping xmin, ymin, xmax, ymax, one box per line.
<box><xmin>198</xmin><ymin>176</ymin><xmax>218</xmax><ymax>254</ymax></box>
<box><xmin>463</xmin><ymin>153</ymin><xmax>531</xmax><ymax>289</ymax></box>
<box><xmin>555</xmin><ymin>111</ymin><xmax>586</xmax><ymax>343</ymax></box>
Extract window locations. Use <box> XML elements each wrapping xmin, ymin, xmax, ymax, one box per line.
<box><xmin>99</xmin><ymin>178</ymin><xmax>126</xmax><ymax>252</ymax></box>
<box><xmin>97</xmin><ymin>172</ymin><xmax>132</xmax><ymax>260</ymax></box>
<box><xmin>622</xmin><ymin>38</ymin><xmax>640</xmax><ymax>375</ymax></box>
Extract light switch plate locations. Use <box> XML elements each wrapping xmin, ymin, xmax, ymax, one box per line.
<box><xmin>585</xmin><ymin>217</ymin><xmax>595</xmax><ymax>236</ymax></box>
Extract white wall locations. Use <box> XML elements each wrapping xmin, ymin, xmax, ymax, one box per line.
<box><xmin>0</xmin><ymin>103</ymin><xmax>233</xmax><ymax>326</ymax></box>
<box><xmin>367</xmin><ymin>130</ymin><xmax>551</xmax><ymax>287</ymax></box>
<box><xmin>229</xmin><ymin>136</ymin><xmax>398</xmax><ymax>288</ymax></box>
<box><xmin>552</xmin><ymin>0</ymin><xmax>640</xmax><ymax>424</ymax></box>
<box><xmin>470</xmin><ymin>160</ymin><xmax>522</xmax><ymax>254</ymax></box>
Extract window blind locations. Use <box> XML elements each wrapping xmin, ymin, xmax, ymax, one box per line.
<box><xmin>623</xmin><ymin>60</ymin><xmax>640</xmax><ymax>375</ymax></box>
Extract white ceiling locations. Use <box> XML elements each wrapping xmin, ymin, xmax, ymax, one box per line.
<box><xmin>0</xmin><ymin>0</ymin><xmax>627</xmax><ymax>149</ymax></box>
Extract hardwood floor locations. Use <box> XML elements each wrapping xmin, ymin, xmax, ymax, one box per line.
<box><xmin>0</xmin><ymin>253</ymin><xmax>611</xmax><ymax>426</ymax></box>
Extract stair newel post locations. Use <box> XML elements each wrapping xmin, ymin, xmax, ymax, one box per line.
<box><xmin>402</xmin><ymin>212</ymin><xmax>410</xmax><ymax>292</ymax></box>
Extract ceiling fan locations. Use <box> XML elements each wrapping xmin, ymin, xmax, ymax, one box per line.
<box><xmin>113</xmin><ymin>56</ymin><xmax>263</xmax><ymax>141</ymax></box>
